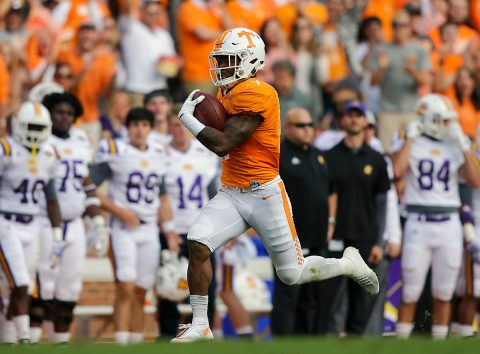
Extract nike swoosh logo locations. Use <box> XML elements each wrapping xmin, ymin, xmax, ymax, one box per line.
<box><xmin>262</xmin><ymin>194</ymin><xmax>275</xmax><ymax>200</ymax></box>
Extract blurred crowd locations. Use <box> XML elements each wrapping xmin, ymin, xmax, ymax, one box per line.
<box><xmin>1</xmin><ymin>0</ymin><xmax>480</xmax><ymax>341</ymax></box>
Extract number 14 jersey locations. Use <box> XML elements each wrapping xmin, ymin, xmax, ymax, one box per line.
<box><xmin>401</xmin><ymin>136</ymin><xmax>464</xmax><ymax>207</ymax></box>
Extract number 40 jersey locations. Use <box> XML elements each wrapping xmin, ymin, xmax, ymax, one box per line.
<box><xmin>393</xmin><ymin>135</ymin><xmax>465</xmax><ymax>207</ymax></box>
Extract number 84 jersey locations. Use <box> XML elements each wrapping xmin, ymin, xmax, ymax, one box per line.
<box><xmin>403</xmin><ymin>136</ymin><xmax>465</xmax><ymax>207</ymax></box>
<box><xmin>97</xmin><ymin>138</ymin><xmax>170</xmax><ymax>223</ymax></box>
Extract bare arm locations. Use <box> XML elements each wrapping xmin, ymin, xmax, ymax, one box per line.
<box><xmin>83</xmin><ymin>175</ymin><xmax>101</xmax><ymax>218</ymax></box>
<box><xmin>390</xmin><ymin>139</ymin><xmax>413</xmax><ymax>180</ymax></box>
<box><xmin>459</xmin><ymin>152</ymin><xmax>480</xmax><ymax>188</ymax></box>
<box><xmin>196</xmin><ymin>114</ymin><xmax>263</xmax><ymax>157</ymax></box>
<box><xmin>44</xmin><ymin>179</ymin><xmax>61</xmax><ymax>228</ymax></box>
<box><xmin>327</xmin><ymin>192</ymin><xmax>337</xmax><ymax>242</ymax></box>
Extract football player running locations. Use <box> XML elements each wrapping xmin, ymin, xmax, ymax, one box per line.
<box><xmin>28</xmin><ymin>93</ymin><xmax>109</xmax><ymax>344</ymax></box>
<box><xmin>90</xmin><ymin>108</ymin><xmax>177</xmax><ymax>344</ymax></box>
<box><xmin>0</xmin><ymin>102</ymin><xmax>61</xmax><ymax>344</ymax></box>
<box><xmin>172</xmin><ymin>27</ymin><xmax>380</xmax><ymax>343</ymax></box>
<box><xmin>391</xmin><ymin>94</ymin><xmax>480</xmax><ymax>339</ymax></box>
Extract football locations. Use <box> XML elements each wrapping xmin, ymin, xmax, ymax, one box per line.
<box><xmin>193</xmin><ymin>91</ymin><xmax>228</xmax><ymax>131</ymax></box>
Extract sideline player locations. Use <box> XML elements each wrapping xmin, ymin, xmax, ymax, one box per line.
<box><xmin>391</xmin><ymin>94</ymin><xmax>480</xmax><ymax>339</ymax></box>
<box><xmin>172</xmin><ymin>27</ymin><xmax>379</xmax><ymax>342</ymax></box>
<box><xmin>0</xmin><ymin>102</ymin><xmax>61</xmax><ymax>343</ymax></box>
<box><xmin>28</xmin><ymin>93</ymin><xmax>109</xmax><ymax>343</ymax></box>
<box><xmin>90</xmin><ymin>107</ymin><xmax>177</xmax><ymax>344</ymax></box>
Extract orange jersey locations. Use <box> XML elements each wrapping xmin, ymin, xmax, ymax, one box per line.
<box><xmin>218</xmin><ymin>78</ymin><xmax>280</xmax><ymax>189</ymax></box>
<box><xmin>0</xmin><ymin>56</ymin><xmax>10</xmax><ymax>104</ymax></box>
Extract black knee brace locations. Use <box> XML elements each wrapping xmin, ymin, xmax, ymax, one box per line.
<box><xmin>29</xmin><ymin>297</ymin><xmax>46</xmax><ymax>325</ymax></box>
<box><xmin>53</xmin><ymin>300</ymin><xmax>76</xmax><ymax>325</ymax></box>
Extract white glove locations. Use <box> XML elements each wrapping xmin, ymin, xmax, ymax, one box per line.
<box><xmin>178</xmin><ymin>90</ymin><xmax>206</xmax><ymax>136</ymax></box>
<box><xmin>406</xmin><ymin>120</ymin><xmax>423</xmax><ymax>140</ymax></box>
<box><xmin>51</xmin><ymin>227</ymin><xmax>65</xmax><ymax>268</ymax></box>
<box><xmin>86</xmin><ymin>215</ymin><xmax>110</xmax><ymax>257</ymax></box>
<box><xmin>448</xmin><ymin>122</ymin><xmax>471</xmax><ymax>151</ymax></box>
<box><xmin>179</xmin><ymin>89</ymin><xmax>205</xmax><ymax>119</ymax></box>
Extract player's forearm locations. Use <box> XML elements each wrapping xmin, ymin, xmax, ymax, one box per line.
<box><xmin>83</xmin><ymin>175</ymin><xmax>101</xmax><ymax>217</ymax></box>
<box><xmin>391</xmin><ymin>140</ymin><xmax>412</xmax><ymax>179</ymax></box>
<box><xmin>158</xmin><ymin>194</ymin><xmax>174</xmax><ymax>225</ymax></box>
<box><xmin>97</xmin><ymin>193</ymin><xmax>124</xmax><ymax>219</ymax></box>
<box><xmin>328</xmin><ymin>193</ymin><xmax>337</xmax><ymax>221</ymax></box>
<box><xmin>197</xmin><ymin>127</ymin><xmax>237</xmax><ymax>157</ymax></box>
<box><xmin>47</xmin><ymin>199</ymin><xmax>61</xmax><ymax>228</ymax></box>
<box><xmin>461</xmin><ymin>153</ymin><xmax>480</xmax><ymax>188</ymax></box>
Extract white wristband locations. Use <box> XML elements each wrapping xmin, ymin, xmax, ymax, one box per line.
<box><xmin>53</xmin><ymin>227</ymin><xmax>63</xmax><ymax>242</ymax></box>
<box><xmin>162</xmin><ymin>220</ymin><xmax>175</xmax><ymax>233</ymax></box>
<box><xmin>179</xmin><ymin>113</ymin><xmax>206</xmax><ymax>137</ymax></box>
<box><xmin>85</xmin><ymin>196</ymin><xmax>101</xmax><ymax>208</ymax></box>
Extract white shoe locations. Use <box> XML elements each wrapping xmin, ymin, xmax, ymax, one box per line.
<box><xmin>171</xmin><ymin>324</ymin><xmax>214</xmax><ymax>343</ymax></box>
<box><xmin>343</xmin><ymin>247</ymin><xmax>379</xmax><ymax>295</ymax></box>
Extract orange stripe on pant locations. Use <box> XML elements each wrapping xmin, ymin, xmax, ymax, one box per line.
<box><xmin>223</xmin><ymin>265</ymin><xmax>233</xmax><ymax>291</ymax></box>
<box><xmin>278</xmin><ymin>181</ymin><xmax>304</xmax><ymax>265</ymax></box>
<box><xmin>0</xmin><ymin>245</ymin><xmax>16</xmax><ymax>289</ymax></box>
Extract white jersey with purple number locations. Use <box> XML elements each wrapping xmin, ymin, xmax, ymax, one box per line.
<box><xmin>403</xmin><ymin>136</ymin><xmax>464</xmax><ymax>207</ymax></box>
<box><xmin>41</xmin><ymin>129</ymin><xmax>93</xmax><ymax>220</ymax></box>
<box><xmin>165</xmin><ymin>140</ymin><xmax>219</xmax><ymax>234</ymax></box>
<box><xmin>0</xmin><ymin>137</ymin><xmax>58</xmax><ymax>215</ymax></box>
<box><xmin>97</xmin><ymin>138</ymin><xmax>170</xmax><ymax>223</ymax></box>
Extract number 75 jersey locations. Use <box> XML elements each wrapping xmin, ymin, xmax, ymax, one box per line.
<box><xmin>97</xmin><ymin>138</ymin><xmax>171</xmax><ymax>223</ymax></box>
<box><xmin>403</xmin><ymin>136</ymin><xmax>465</xmax><ymax>207</ymax></box>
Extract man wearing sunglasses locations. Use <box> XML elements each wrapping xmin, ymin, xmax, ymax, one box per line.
<box><xmin>272</xmin><ymin>107</ymin><xmax>338</xmax><ymax>336</ymax></box>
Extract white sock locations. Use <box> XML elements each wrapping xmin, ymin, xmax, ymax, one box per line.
<box><xmin>236</xmin><ymin>325</ymin><xmax>253</xmax><ymax>336</ymax></box>
<box><xmin>456</xmin><ymin>324</ymin><xmax>474</xmax><ymax>338</ymax></box>
<box><xmin>13</xmin><ymin>315</ymin><xmax>30</xmax><ymax>341</ymax></box>
<box><xmin>114</xmin><ymin>331</ymin><xmax>129</xmax><ymax>344</ymax></box>
<box><xmin>190</xmin><ymin>295</ymin><xmax>209</xmax><ymax>326</ymax></box>
<box><xmin>53</xmin><ymin>331</ymin><xmax>70</xmax><ymax>343</ymax></box>
<box><xmin>46</xmin><ymin>321</ymin><xmax>55</xmax><ymax>342</ymax></box>
<box><xmin>212</xmin><ymin>328</ymin><xmax>224</xmax><ymax>338</ymax></box>
<box><xmin>431</xmin><ymin>325</ymin><xmax>449</xmax><ymax>340</ymax></box>
<box><xmin>129</xmin><ymin>332</ymin><xmax>143</xmax><ymax>343</ymax></box>
<box><xmin>449</xmin><ymin>322</ymin><xmax>460</xmax><ymax>337</ymax></box>
<box><xmin>1</xmin><ymin>320</ymin><xmax>17</xmax><ymax>343</ymax></box>
<box><xmin>29</xmin><ymin>327</ymin><xmax>42</xmax><ymax>343</ymax></box>
<box><xmin>396</xmin><ymin>322</ymin><xmax>413</xmax><ymax>339</ymax></box>
<box><xmin>298</xmin><ymin>256</ymin><xmax>350</xmax><ymax>284</ymax></box>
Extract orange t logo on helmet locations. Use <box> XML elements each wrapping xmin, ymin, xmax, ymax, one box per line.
<box><xmin>213</xmin><ymin>30</ymin><xmax>232</xmax><ymax>51</ymax></box>
<box><xmin>238</xmin><ymin>31</ymin><xmax>256</xmax><ymax>48</ymax></box>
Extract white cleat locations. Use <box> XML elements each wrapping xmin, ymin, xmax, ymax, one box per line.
<box><xmin>343</xmin><ymin>246</ymin><xmax>379</xmax><ymax>295</ymax></box>
<box><xmin>170</xmin><ymin>324</ymin><xmax>214</xmax><ymax>343</ymax></box>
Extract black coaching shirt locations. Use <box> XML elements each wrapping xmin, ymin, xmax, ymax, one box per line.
<box><xmin>325</xmin><ymin>140</ymin><xmax>390</xmax><ymax>244</ymax></box>
<box><xmin>280</xmin><ymin>139</ymin><xmax>336</xmax><ymax>249</ymax></box>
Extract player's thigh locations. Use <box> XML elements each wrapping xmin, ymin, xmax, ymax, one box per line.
<box><xmin>244</xmin><ymin>181</ymin><xmax>304</xmax><ymax>282</ymax></box>
<box><xmin>401</xmin><ymin>217</ymin><xmax>433</xmax><ymax>303</ymax></box>
<box><xmin>0</xmin><ymin>219</ymin><xmax>30</xmax><ymax>289</ymax></box>
<box><xmin>431</xmin><ymin>218</ymin><xmax>462</xmax><ymax>301</ymax></box>
<box><xmin>136</xmin><ymin>223</ymin><xmax>160</xmax><ymax>290</ymax></box>
<box><xmin>56</xmin><ymin>218</ymin><xmax>87</xmax><ymax>301</ymax></box>
<box><xmin>187</xmin><ymin>190</ymin><xmax>249</xmax><ymax>251</ymax></box>
<box><xmin>111</xmin><ymin>220</ymin><xmax>137</xmax><ymax>283</ymax></box>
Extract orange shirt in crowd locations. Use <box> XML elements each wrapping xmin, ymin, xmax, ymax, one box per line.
<box><xmin>471</xmin><ymin>0</ymin><xmax>480</xmax><ymax>32</ymax></box>
<box><xmin>363</xmin><ymin>0</ymin><xmax>395</xmax><ymax>41</ymax></box>
<box><xmin>276</xmin><ymin>1</ymin><xmax>327</xmax><ymax>38</ymax></box>
<box><xmin>321</xmin><ymin>23</ymin><xmax>349</xmax><ymax>83</ymax></box>
<box><xmin>452</xmin><ymin>97</ymin><xmax>480</xmax><ymax>139</ymax></box>
<box><xmin>218</xmin><ymin>77</ymin><xmax>280</xmax><ymax>189</ymax></box>
<box><xmin>429</xmin><ymin>25</ymin><xmax>478</xmax><ymax>51</ymax></box>
<box><xmin>57</xmin><ymin>48</ymin><xmax>116</xmax><ymax>123</ymax></box>
<box><xmin>177</xmin><ymin>0</ymin><xmax>224</xmax><ymax>83</ymax></box>
<box><xmin>226</xmin><ymin>0</ymin><xmax>269</xmax><ymax>34</ymax></box>
<box><xmin>116</xmin><ymin>0</ymin><xmax>169</xmax><ymax>28</ymax></box>
<box><xmin>0</xmin><ymin>56</ymin><xmax>9</xmax><ymax>104</ymax></box>
<box><xmin>430</xmin><ymin>52</ymin><xmax>463</xmax><ymax>99</ymax></box>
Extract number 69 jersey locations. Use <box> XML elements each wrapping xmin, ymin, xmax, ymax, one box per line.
<box><xmin>395</xmin><ymin>135</ymin><xmax>465</xmax><ymax>207</ymax></box>
<box><xmin>0</xmin><ymin>137</ymin><xmax>58</xmax><ymax>215</ymax></box>
<box><xmin>165</xmin><ymin>140</ymin><xmax>219</xmax><ymax>235</ymax></box>
<box><xmin>96</xmin><ymin>138</ymin><xmax>170</xmax><ymax>223</ymax></box>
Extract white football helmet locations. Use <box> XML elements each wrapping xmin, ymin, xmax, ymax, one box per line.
<box><xmin>415</xmin><ymin>94</ymin><xmax>458</xmax><ymax>140</ymax></box>
<box><xmin>233</xmin><ymin>271</ymin><xmax>271</xmax><ymax>312</ymax></box>
<box><xmin>12</xmin><ymin>101</ymin><xmax>52</xmax><ymax>148</ymax></box>
<box><xmin>208</xmin><ymin>27</ymin><xmax>265</xmax><ymax>87</ymax></box>
<box><xmin>156</xmin><ymin>250</ymin><xmax>189</xmax><ymax>302</ymax></box>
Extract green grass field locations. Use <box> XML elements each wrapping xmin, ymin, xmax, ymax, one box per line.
<box><xmin>1</xmin><ymin>337</ymin><xmax>479</xmax><ymax>354</ymax></box>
